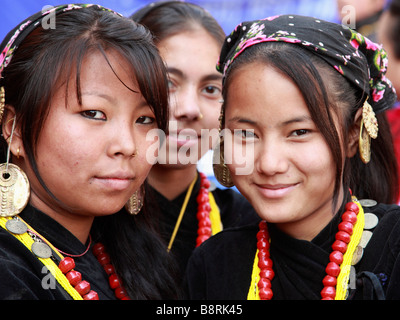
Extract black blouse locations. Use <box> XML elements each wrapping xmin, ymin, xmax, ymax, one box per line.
<box><xmin>145</xmin><ymin>174</ymin><xmax>259</xmax><ymax>275</ymax></box>
<box><xmin>0</xmin><ymin>205</ymin><xmax>115</xmax><ymax>300</ymax></box>
<box><xmin>185</xmin><ymin>201</ymin><xmax>400</xmax><ymax>300</ymax></box>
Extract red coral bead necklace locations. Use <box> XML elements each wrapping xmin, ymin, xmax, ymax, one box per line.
<box><xmin>195</xmin><ymin>172</ymin><xmax>213</xmax><ymax>247</ymax></box>
<box><xmin>56</xmin><ymin>242</ymin><xmax>130</xmax><ymax>300</ymax></box>
<box><xmin>168</xmin><ymin>172</ymin><xmax>213</xmax><ymax>251</ymax></box>
<box><xmin>256</xmin><ymin>200</ymin><xmax>360</xmax><ymax>300</ymax></box>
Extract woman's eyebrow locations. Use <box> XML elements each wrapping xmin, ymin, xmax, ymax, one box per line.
<box><xmin>280</xmin><ymin>115</ymin><xmax>312</xmax><ymax>126</ymax></box>
<box><xmin>81</xmin><ymin>91</ymin><xmax>115</xmax><ymax>103</ymax></box>
<box><xmin>226</xmin><ymin>116</ymin><xmax>257</xmax><ymax>125</ymax></box>
<box><xmin>226</xmin><ymin>115</ymin><xmax>312</xmax><ymax>127</ymax></box>
<box><xmin>166</xmin><ymin>67</ymin><xmax>185</xmax><ymax>80</ymax></box>
<box><xmin>167</xmin><ymin>67</ymin><xmax>223</xmax><ymax>83</ymax></box>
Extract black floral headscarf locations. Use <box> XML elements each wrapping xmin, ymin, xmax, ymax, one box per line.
<box><xmin>0</xmin><ymin>4</ymin><xmax>121</xmax><ymax>79</ymax></box>
<box><xmin>218</xmin><ymin>14</ymin><xmax>397</xmax><ymax>114</ymax></box>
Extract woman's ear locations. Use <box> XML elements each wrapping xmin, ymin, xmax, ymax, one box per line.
<box><xmin>346</xmin><ymin>107</ymin><xmax>363</xmax><ymax>158</ymax></box>
<box><xmin>2</xmin><ymin>106</ymin><xmax>24</xmax><ymax>160</ymax></box>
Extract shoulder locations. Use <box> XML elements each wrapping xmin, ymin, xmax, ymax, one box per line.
<box><xmin>368</xmin><ymin>202</ymin><xmax>400</xmax><ymax>233</ymax></box>
<box><xmin>0</xmin><ymin>228</ymin><xmax>54</xmax><ymax>299</ymax></box>
<box><xmin>211</xmin><ymin>187</ymin><xmax>247</xmax><ymax>207</ymax></box>
<box><xmin>189</xmin><ymin>223</ymin><xmax>259</xmax><ymax>264</ymax></box>
<box><xmin>358</xmin><ymin>202</ymin><xmax>400</xmax><ymax>298</ymax></box>
<box><xmin>359</xmin><ymin>202</ymin><xmax>400</xmax><ymax>267</ymax></box>
<box><xmin>363</xmin><ymin>202</ymin><xmax>400</xmax><ymax>248</ymax></box>
<box><xmin>185</xmin><ymin>223</ymin><xmax>259</xmax><ymax>299</ymax></box>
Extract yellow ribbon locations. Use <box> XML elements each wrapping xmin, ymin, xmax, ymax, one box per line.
<box><xmin>167</xmin><ymin>174</ymin><xmax>222</xmax><ymax>251</ymax></box>
<box><xmin>0</xmin><ymin>216</ymin><xmax>83</xmax><ymax>300</ymax></box>
<box><xmin>335</xmin><ymin>199</ymin><xmax>364</xmax><ymax>299</ymax></box>
<box><xmin>247</xmin><ymin>197</ymin><xmax>365</xmax><ymax>300</ymax></box>
<box><xmin>208</xmin><ymin>191</ymin><xmax>222</xmax><ymax>235</ymax></box>
<box><xmin>247</xmin><ymin>246</ymin><xmax>262</xmax><ymax>300</ymax></box>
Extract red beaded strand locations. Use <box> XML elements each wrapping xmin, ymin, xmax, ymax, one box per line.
<box><xmin>92</xmin><ymin>243</ymin><xmax>130</xmax><ymax>300</ymax></box>
<box><xmin>195</xmin><ymin>172</ymin><xmax>212</xmax><ymax>247</ymax></box>
<box><xmin>257</xmin><ymin>221</ymin><xmax>274</xmax><ymax>300</ymax></box>
<box><xmin>320</xmin><ymin>201</ymin><xmax>359</xmax><ymax>300</ymax></box>
<box><xmin>256</xmin><ymin>200</ymin><xmax>360</xmax><ymax>300</ymax></box>
<box><xmin>58</xmin><ymin>242</ymin><xmax>132</xmax><ymax>300</ymax></box>
<box><xmin>58</xmin><ymin>256</ymin><xmax>99</xmax><ymax>300</ymax></box>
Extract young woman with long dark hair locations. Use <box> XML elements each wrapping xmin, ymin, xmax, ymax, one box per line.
<box><xmin>0</xmin><ymin>4</ymin><xmax>179</xmax><ymax>300</ymax></box>
<box><xmin>186</xmin><ymin>14</ymin><xmax>400</xmax><ymax>300</ymax></box>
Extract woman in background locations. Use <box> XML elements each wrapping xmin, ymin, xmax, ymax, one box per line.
<box><xmin>131</xmin><ymin>1</ymin><xmax>258</xmax><ymax>276</ymax></box>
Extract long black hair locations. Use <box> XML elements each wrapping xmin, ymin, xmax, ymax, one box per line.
<box><xmin>1</xmin><ymin>6</ymin><xmax>179</xmax><ymax>299</ymax></box>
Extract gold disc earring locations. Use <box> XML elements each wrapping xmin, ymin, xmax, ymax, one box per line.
<box><xmin>212</xmin><ymin>105</ymin><xmax>234</xmax><ymax>187</ymax></box>
<box><xmin>0</xmin><ymin>88</ymin><xmax>30</xmax><ymax>217</ymax></box>
<box><xmin>0</xmin><ymin>163</ymin><xmax>30</xmax><ymax>217</ymax></box>
<box><xmin>212</xmin><ymin>137</ymin><xmax>234</xmax><ymax>188</ymax></box>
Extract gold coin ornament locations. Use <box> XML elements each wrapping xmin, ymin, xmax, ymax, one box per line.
<box><xmin>0</xmin><ymin>163</ymin><xmax>30</xmax><ymax>217</ymax></box>
<box><xmin>212</xmin><ymin>140</ymin><xmax>234</xmax><ymax>188</ymax></box>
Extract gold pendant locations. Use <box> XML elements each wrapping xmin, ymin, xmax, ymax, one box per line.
<box><xmin>212</xmin><ymin>140</ymin><xmax>234</xmax><ymax>188</ymax></box>
<box><xmin>125</xmin><ymin>186</ymin><xmax>144</xmax><ymax>215</ymax></box>
<box><xmin>0</xmin><ymin>163</ymin><xmax>30</xmax><ymax>217</ymax></box>
<box><xmin>359</xmin><ymin>119</ymin><xmax>371</xmax><ymax>164</ymax></box>
<box><xmin>362</xmin><ymin>101</ymin><xmax>378</xmax><ymax>139</ymax></box>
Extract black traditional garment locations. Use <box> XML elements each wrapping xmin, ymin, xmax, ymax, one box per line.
<box><xmin>218</xmin><ymin>14</ymin><xmax>397</xmax><ymax>114</ymax></box>
<box><xmin>146</xmin><ymin>172</ymin><xmax>259</xmax><ymax>275</ymax></box>
<box><xmin>185</xmin><ymin>200</ymin><xmax>400</xmax><ymax>300</ymax></box>
<box><xmin>0</xmin><ymin>204</ymin><xmax>116</xmax><ymax>300</ymax></box>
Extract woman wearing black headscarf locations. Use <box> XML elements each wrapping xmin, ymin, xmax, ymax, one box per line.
<box><xmin>185</xmin><ymin>14</ymin><xmax>400</xmax><ymax>300</ymax></box>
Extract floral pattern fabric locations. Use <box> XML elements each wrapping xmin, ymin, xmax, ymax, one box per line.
<box><xmin>217</xmin><ymin>14</ymin><xmax>397</xmax><ymax>114</ymax></box>
<box><xmin>0</xmin><ymin>4</ymin><xmax>122</xmax><ymax>78</ymax></box>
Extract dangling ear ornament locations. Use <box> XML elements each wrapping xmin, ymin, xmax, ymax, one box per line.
<box><xmin>0</xmin><ymin>88</ymin><xmax>30</xmax><ymax>217</ymax></box>
<box><xmin>212</xmin><ymin>136</ymin><xmax>234</xmax><ymax>188</ymax></box>
<box><xmin>212</xmin><ymin>105</ymin><xmax>234</xmax><ymax>187</ymax></box>
<box><xmin>359</xmin><ymin>99</ymin><xmax>378</xmax><ymax>164</ymax></box>
<box><xmin>0</xmin><ymin>163</ymin><xmax>30</xmax><ymax>217</ymax></box>
<box><xmin>0</xmin><ymin>87</ymin><xmax>5</xmax><ymax>124</ymax></box>
<box><xmin>125</xmin><ymin>185</ymin><xmax>144</xmax><ymax>215</ymax></box>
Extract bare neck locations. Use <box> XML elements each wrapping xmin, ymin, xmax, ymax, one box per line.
<box><xmin>147</xmin><ymin>164</ymin><xmax>198</xmax><ymax>200</ymax></box>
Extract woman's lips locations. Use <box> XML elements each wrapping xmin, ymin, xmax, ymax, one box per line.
<box><xmin>255</xmin><ymin>183</ymin><xmax>299</xmax><ymax>199</ymax></box>
<box><xmin>168</xmin><ymin>130</ymin><xmax>200</xmax><ymax>148</ymax></box>
<box><xmin>94</xmin><ymin>174</ymin><xmax>134</xmax><ymax>191</ymax></box>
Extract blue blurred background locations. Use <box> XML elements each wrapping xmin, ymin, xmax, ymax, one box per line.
<box><xmin>1</xmin><ymin>0</ymin><xmax>340</xmax><ymax>41</ymax></box>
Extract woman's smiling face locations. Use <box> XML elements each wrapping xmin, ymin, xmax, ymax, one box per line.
<box><xmin>225</xmin><ymin>62</ymin><xmax>344</xmax><ymax>240</ymax></box>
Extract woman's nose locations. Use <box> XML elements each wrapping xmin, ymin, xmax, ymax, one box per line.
<box><xmin>256</xmin><ymin>140</ymin><xmax>289</xmax><ymax>176</ymax></box>
<box><xmin>108</xmin><ymin>121</ymin><xmax>137</xmax><ymax>158</ymax></box>
<box><xmin>171</xmin><ymin>86</ymin><xmax>202</xmax><ymax>121</ymax></box>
